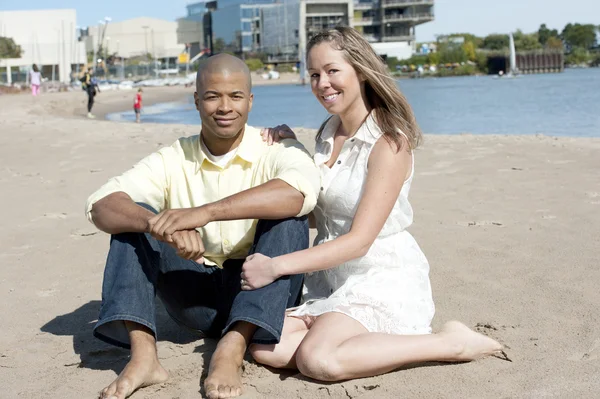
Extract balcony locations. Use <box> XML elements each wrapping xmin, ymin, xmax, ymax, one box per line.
<box><xmin>382</xmin><ymin>0</ymin><xmax>434</xmax><ymax>7</ymax></box>
<box><xmin>354</xmin><ymin>16</ymin><xmax>380</xmax><ymax>26</ymax></box>
<box><xmin>382</xmin><ymin>34</ymin><xmax>415</xmax><ymax>42</ymax></box>
<box><xmin>382</xmin><ymin>12</ymin><xmax>434</xmax><ymax>23</ymax></box>
<box><xmin>354</xmin><ymin>1</ymin><xmax>378</xmax><ymax>10</ymax></box>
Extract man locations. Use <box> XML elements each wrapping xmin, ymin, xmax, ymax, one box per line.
<box><xmin>86</xmin><ymin>54</ymin><xmax>320</xmax><ymax>399</ymax></box>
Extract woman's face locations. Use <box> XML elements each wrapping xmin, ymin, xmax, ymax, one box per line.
<box><xmin>307</xmin><ymin>43</ymin><xmax>364</xmax><ymax>116</ymax></box>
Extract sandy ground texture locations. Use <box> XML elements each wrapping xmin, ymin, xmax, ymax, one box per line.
<box><xmin>1</xmin><ymin>87</ymin><xmax>600</xmax><ymax>398</ymax></box>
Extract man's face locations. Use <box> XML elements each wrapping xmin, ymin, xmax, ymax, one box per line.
<box><xmin>194</xmin><ymin>71</ymin><xmax>253</xmax><ymax>141</ymax></box>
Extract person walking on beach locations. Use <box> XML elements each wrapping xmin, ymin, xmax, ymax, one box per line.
<box><xmin>81</xmin><ymin>68</ymin><xmax>100</xmax><ymax>118</ymax></box>
<box><xmin>86</xmin><ymin>54</ymin><xmax>320</xmax><ymax>399</ymax></box>
<box><xmin>245</xmin><ymin>27</ymin><xmax>504</xmax><ymax>381</ymax></box>
<box><xmin>29</xmin><ymin>64</ymin><xmax>42</xmax><ymax>96</ymax></box>
<box><xmin>133</xmin><ymin>88</ymin><xmax>143</xmax><ymax>123</ymax></box>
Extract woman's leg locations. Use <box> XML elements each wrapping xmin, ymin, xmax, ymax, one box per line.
<box><xmin>249</xmin><ymin>316</ymin><xmax>310</xmax><ymax>369</ymax></box>
<box><xmin>295</xmin><ymin>312</ymin><xmax>502</xmax><ymax>382</ymax></box>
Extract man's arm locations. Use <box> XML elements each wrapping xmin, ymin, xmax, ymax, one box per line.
<box><xmin>149</xmin><ymin>140</ymin><xmax>320</xmax><ymax>237</ymax></box>
<box><xmin>204</xmin><ymin>178</ymin><xmax>304</xmax><ymax>221</ymax></box>
<box><xmin>91</xmin><ymin>192</ymin><xmax>155</xmax><ymax>235</ymax></box>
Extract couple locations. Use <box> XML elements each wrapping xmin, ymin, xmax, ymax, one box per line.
<box><xmin>88</xmin><ymin>27</ymin><xmax>502</xmax><ymax>399</ymax></box>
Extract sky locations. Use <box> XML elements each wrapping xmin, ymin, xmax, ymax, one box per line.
<box><xmin>1</xmin><ymin>0</ymin><xmax>598</xmax><ymax>42</ymax></box>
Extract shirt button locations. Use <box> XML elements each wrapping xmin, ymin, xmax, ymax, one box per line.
<box><xmin>337</xmin><ymin>160</ymin><xmax>341</xmax><ymax>164</ymax></box>
<box><xmin>223</xmin><ymin>239</ymin><xmax>230</xmax><ymax>246</ymax></box>
<box><xmin>351</xmin><ymin>139</ymin><xmax>355</xmax><ymax>142</ymax></box>
<box><xmin>320</xmin><ymin>187</ymin><xmax>324</xmax><ymax>191</ymax></box>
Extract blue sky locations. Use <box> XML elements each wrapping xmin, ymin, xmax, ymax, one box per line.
<box><xmin>1</xmin><ymin>0</ymin><xmax>598</xmax><ymax>41</ymax></box>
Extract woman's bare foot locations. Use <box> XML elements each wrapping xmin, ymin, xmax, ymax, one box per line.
<box><xmin>99</xmin><ymin>353</ymin><xmax>169</xmax><ymax>399</ymax></box>
<box><xmin>440</xmin><ymin>321</ymin><xmax>504</xmax><ymax>362</ymax></box>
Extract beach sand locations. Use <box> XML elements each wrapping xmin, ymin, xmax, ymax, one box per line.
<box><xmin>1</xmin><ymin>87</ymin><xmax>599</xmax><ymax>398</ymax></box>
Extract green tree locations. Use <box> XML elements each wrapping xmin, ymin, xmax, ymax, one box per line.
<box><xmin>462</xmin><ymin>41</ymin><xmax>477</xmax><ymax>61</ymax></box>
<box><xmin>0</xmin><ymin>37</ymin><xmax>23</xmax><ymax>59</ymax></box>
<box><xmin>481</xmin><ymin>34</ymin><xmax>509</xmax><ymax>50</ymax></box>
<box><xmin>538</xmin><ymin>24</ymin><xmax>560</xmax><ymax>46</ymax></box>
<box><xmin>513</xmin><ymin>30</ymin><xmax>543</xmax><ymax>51</ymax></box>
<box><xmin>213</xmin><ymin>38</ymin><xmax>226</xmax><ymax>53</ymax></box>
<box><xmin>546</xmin><ymin>36</ymin><xmax>564</xmax><ymax>50</ymax></box>
<box><xmin>561</xmin><ymin>23</ymin><xmax>597</xmax><ymax>50</ymax></box>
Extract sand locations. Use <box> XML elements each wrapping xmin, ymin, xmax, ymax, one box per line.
<box><xmin>1</xmin><ymin>87</ymin><xmax>599</xmax><ymax>398</ymax></box>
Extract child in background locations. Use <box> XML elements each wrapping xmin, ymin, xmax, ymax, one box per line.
<box><xmin>134</xmin><ymin>88</ymin><xmax>143</xmax><ymax>123</ymax></box>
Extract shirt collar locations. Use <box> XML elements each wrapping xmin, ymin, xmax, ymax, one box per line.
<box><xmin>319</xmin><ymin>112</ymin><xmax>382</xmax><ymax>146</ymax></box>
<box><xmin>197</xmin><ymin>124</ymin><xmax>263</xmax><ymax>170</ymax></box>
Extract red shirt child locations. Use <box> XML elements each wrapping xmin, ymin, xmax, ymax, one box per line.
<box><xmin>134</xmin><ymin>88</ymin><xmax>143</xmax><ymax>123</ymax></box>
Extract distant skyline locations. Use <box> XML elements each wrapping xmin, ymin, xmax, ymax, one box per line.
<box><xmin>1</xmin><ymin>0</ymin><xmax>598</xmax><ymax>42</ymax></box>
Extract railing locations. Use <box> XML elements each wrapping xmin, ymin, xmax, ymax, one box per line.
<box><xmin>382</xmin><ymin>0</ymin><xmax>434</xmax><ymax>7</ymax></box>
<box><xmin>354</xmin><ymin>17</ymin><xmax>380</xmax><ymax>25</ymax></box>
<box><xmin>354</xmin><ymin>2</ymin><xmax>378</xmax><ymax>10</ymax></box>
<box><xmin>363</xmin><ymin>34</ymin><xmax>379</xmax><ymax>42</ymax></box>
<box><xmin>382</xmin><ymin>12</ymin><xmax>434</xmax><ymax>22</ymax></box>
<box><xmin>382</xmin><ymin>34</ymin><xmax>415</xmax><ymax>42</ymax></box>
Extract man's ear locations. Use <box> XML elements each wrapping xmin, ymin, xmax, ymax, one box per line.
<box><xmin>248</xmin><ymin>93</ymin><xmax>254</xmax><ymax>113</ymax></box>
<box><xmin>193</xmin><ymin>92</ymin><xmax>200</xmax><ymax>110</ymax></box>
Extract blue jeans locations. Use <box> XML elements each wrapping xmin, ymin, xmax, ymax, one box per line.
<box><xmin>93</xmin><ymin>204</ymin><xmax>308</xmax><ymax>349</ymax></box>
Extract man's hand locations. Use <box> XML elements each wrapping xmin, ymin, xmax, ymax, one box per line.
<box><xmin>241</xmin><ymin>253</ymin><xmax>281</xmax><ymax>290</ymax></box>
<box><xmin>169</xmin><ymin>229</ymin><xmax>205</xmax><ymax>264</ymax></box>
<box><xmin>148</xmin><ymin>207</ymin><xmax>212</xmax><ymax>238</ymax></box>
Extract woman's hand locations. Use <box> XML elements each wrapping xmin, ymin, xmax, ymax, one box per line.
<box><xmin>260</xmin><ymin>124</ymin><xmax>297</xmax><ymax>145</ymax></box>
<box><xmin>241</xmin><ymin>253</ymin><xmax>280</xmax><ymax>290</ymax></box>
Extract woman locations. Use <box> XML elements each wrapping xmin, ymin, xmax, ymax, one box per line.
<box><xmin>241</xmin><ymin>27</ymin><xmax>503</xmax><ymax>382</ymax></box>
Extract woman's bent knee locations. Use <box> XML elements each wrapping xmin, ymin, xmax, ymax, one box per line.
<box><xmin>296</xmin><ymin>345</ymin><xmax>344</xmax><ymax>382</ymax></box>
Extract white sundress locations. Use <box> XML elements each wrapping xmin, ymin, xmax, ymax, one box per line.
<box><xmin>289</xmin><ymin>114</ymin><xmax>435</xmax><ymax>335</ymax></box>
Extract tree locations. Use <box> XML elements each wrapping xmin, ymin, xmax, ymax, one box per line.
<box><xmin>546</xmin><ymin>36</ymin><xmax>564</xmax><ymax>50</ymax></box>
<box><xmin>481</xmin><ymin>34</ymin><xmax>509</xmax><ymax>50</ymax></box>
<box><xmin>0</xmin><ymin>37</ymin><xmax>23</xmax><ymax>59</ymax></box>
<box><xmin>538</xmin><ymin>24</ymin><xmax>560</xmax><ymax>46</ymax></box>
<box><xmin>513</xmin><ymin>30</ymin><xmax>542</xmax><ymax>51</ymax></box>
<box><xmin>462</xmin><ymin>41</ymin><xmax>477</xmax><ymax>61</ymax></box>
<box><xmin>561</xmin><ymin>23</ymin><xmax>597</xmax><ymax>50</ymax></box>
<box><xmin>213</xmin><ymin>38</ymin><xmax>226</xmax><ymax>53</ymax></box>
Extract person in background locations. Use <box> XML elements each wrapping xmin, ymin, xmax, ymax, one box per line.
<box><xmin>81</xmin><ymin>68</ymin><xmax>100</xmax><ymax>119</ymax></box>
<box><xmin>29</xmin><ymin>64</ymin><xmax>42</xmax><ymax>96</ymax></box>
<box><xmin>134</xmin><ymin>88</ymin><xmax>143</xmax><ymax>123</ymax></box>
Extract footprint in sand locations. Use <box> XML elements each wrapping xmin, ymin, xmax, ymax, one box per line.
<box><xmin>43</xmin><ymin>212</ymin><xmax>68</xmax><ymax>219</ymax></box>
<box><xmin>568</xmin><ymin>339</ymin><xmax>600</xmax><ymax>362</ymax></box>
<box><xmin>586</xmin><ymin>192</ymin><xmax>600</xmax><ymax>204</ymax></box>
<box><xmin>457</xmin><ymin>221</ymin><xmax>503</xmax><ymax>227</ymax></box>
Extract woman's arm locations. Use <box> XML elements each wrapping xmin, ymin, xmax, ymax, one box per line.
<box><xmin>242</xmin><ymin>137</ymin><xmax>411</xmax><ymax>290</ymax></box>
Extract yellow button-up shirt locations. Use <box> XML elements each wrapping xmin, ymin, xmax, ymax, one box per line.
<box><xmin>86</xmin><ymin>125</ymin><xmax>320</xmax><ymax>267</ymax></box>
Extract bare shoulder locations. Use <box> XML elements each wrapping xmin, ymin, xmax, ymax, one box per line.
<box><xmin>368</xmin><ymin>135</ymin><xmax>412</xmax><ymax>172</ymax></box>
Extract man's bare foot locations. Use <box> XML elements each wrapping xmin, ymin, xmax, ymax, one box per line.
<box><xmin>440</xmin><ymin>321</ymin><xmax>504</xmax><ymax>362</ymax></box>
<box><xmin>99</xmin><ymin>351</ymin><xmax>169</xmax><ymax>399</ymax></box>
<box><xmin>203</xmin><ymin>325</ymin><xmax>254</xmax><ymax>399</ymax></box>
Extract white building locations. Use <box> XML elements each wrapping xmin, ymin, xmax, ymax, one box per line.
<box><xmin>0</xmin><ymin>9</ymin><xmax>87</xmax><ymax>84</ymax></box>
<box><xmin>82</xmin><ymin>17</ymin><xmax>182</xmax><ymax>61</ymax></box>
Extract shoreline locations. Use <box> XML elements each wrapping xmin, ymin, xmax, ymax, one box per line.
<box><xmin>1</xmin><ymin>86</ymin><xmax>600</xmax><ymax>398</ymax></box>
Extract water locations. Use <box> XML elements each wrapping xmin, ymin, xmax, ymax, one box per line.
<box><xmin>107</xmin><ymin>68</ymin><xmax>600</xmax><ymax>137</ymax></box>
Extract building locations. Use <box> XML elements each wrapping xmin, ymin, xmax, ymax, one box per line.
<box><xmin>0</xmin><ymin>9</ymin><xmax>86</xmax><ymax>84</ymax></box>
<box><xmin>81</xmin><ymin>17</ymin><xmax>182</xmax><ymax>67</ymax></box>
<box><xmin>176</xmin><ymin>1</ymin><xmax>213</xmax><ymax>60</ymax></box>
<box><xmin>261</xmin><ymin>0</ymin><xmax>352</xmax><ymax>63</ymax></box>
<box><xmin>183</xmin><ymin>0</ymin><xmax>276</xmax><ymax>55</ymax></box>
<box><xmin>353</xmin><ymin>0</ymin><xmax>434</xmax><ymax>59</ymax></box>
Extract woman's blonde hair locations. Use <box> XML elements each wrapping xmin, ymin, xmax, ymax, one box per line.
<box><xmin>308</xmin><ymin>26</ymin><xmax>422</xmax><ymax>151</ymax></box>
